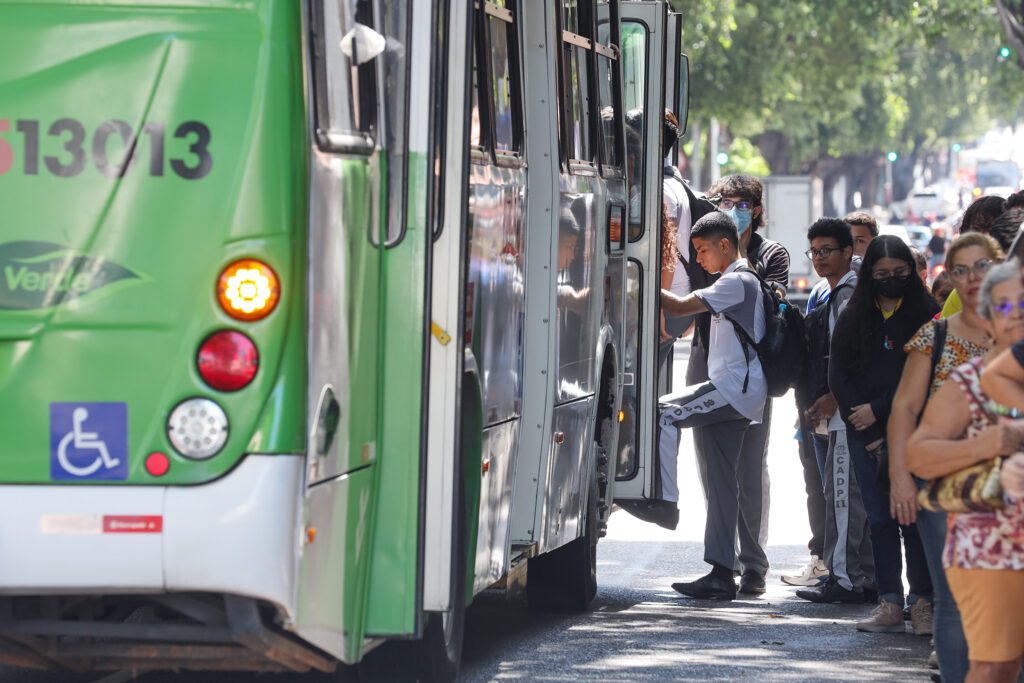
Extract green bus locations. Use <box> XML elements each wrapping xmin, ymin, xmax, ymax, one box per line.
<box><xmin>0</xmin><ymin>0</ymin><xmax>689</xmax><ymax>679</ymax></box>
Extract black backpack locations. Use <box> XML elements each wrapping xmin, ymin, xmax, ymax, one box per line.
<box><xmin>727</xmin><ymin>266</ymin><xmax>807</xmax><ymax>398</ymax></box>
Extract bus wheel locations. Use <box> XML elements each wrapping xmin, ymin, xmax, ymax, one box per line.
<box><xmin>526</xmin><ymin>473</ymin><xmax>599</xmax><ymax>611</ymax></box>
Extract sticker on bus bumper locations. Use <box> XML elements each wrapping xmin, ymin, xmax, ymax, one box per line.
<box><xmin>50</xmin><ymin>402</ymin><xmax>128</xmax><ymax>481</ymax></box>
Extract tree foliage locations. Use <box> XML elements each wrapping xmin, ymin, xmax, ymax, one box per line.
<box><xmin>672</xmin><ymin>0</ymin><xmax>1024</xmax><ymax>190</ymax></box>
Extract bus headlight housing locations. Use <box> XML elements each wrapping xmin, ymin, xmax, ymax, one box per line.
<box><xmin>167</xmin><ymin>398</ymin><xmax>229</xmax><ymax>460</ymax></box>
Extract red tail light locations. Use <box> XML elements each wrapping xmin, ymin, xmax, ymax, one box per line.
<box><xmin>196</xmin><ymin>330</ymin><xmax>259</xmax><ymax>392</ymax></box>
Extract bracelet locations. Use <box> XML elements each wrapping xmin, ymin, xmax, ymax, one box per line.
<box><xmin>986</xmin><ymin>400</ymin><xmax>1024</xmax><ymax>419</ymax></box>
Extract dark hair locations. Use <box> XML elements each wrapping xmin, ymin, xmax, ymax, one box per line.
<box><xmin>959</xmin><ymin>195</ymin><xmax>1005</xmax><ymax>235</ymax></box>
<box><xmin>807</xmin><ymin>217</ymin><xmax>853</xmax><ymax>250</ymax></box>
<box><xmin>985</xmin><ymin>206</ymin><xmax>1024</xmax><ymax>252</ymax></box>
<box><xmin>931</xmin><ymin>270</ymin><xmax>953</xmax><ymax>300</ymax></box>
<box><xmin>843</xmin><ymin>211</ymin><xmax>879</xmax><ymax>237</ymax></box>
<box><xmin>1005</xmin><ymin>190</ymin><xmax>1024</xmax><ymax>211</ymax></box>
<box><xmin>843</xmin><ymin>235</ymin><xmax>935</xmax><ymax>373</ymax></box>
<box><xmin>707</xmin><ymin>174</ymin><xmax>764</xmax><ymax>231</ymax></box>
<box><xmin>663</xmin><ymin>110</ymin><xmax>681</xmax><ymax>158</ymax></box>
<box><xmin>690</xmin><ymin>211</ymin><xmax>739</xmax><ymax>250</ymax></box>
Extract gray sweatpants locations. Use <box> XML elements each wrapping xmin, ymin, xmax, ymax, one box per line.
<box><xmin>659</xmin><ymin>381</ymin><xmax>752</xmax><ymax>572</ymax></box>
<box><xmin>823</xmin><ymin>427</ymin><xmax>875</xmax><ymax>591</ymax></box>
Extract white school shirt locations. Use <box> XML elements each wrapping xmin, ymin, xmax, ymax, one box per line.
<box><xmin>693</xmin><ymin>259</ymin><xmax>767</xmax><ymax>423</ymax></box>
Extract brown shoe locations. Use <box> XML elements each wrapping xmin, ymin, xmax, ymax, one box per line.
<box><xmin>911</xmin><ymin>599</ymin><xmax>934</xmax><ymax>636</ymax></box>
<box><xmin>856</xmin><ymin>600</ymin><xmax>906</xmax><ymax>633</ymax></box>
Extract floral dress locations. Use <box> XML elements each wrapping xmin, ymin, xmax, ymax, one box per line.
<box><xmin>905</xmin><ymin>319</ymin><xmax>989</xmax><ymax>396</ymax></box>
<box><xmin>943</xmin><ymin>357</ymin><xmax>1024</xmax><ymax>571</ymax></box>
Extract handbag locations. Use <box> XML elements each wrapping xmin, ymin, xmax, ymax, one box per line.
<box><xmin>917</xmin><ymin>456</ymin><xmax>1005</xmax><ymax>513</ymax></box>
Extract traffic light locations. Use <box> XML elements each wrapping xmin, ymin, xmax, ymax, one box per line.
<box><xmin>952</xmin><ymin>143</ymin><xmax>962</xmax><ymax>153</ymax></box>
<box><xmin>715</xmin><ymin>152</ymin><xmax>729</xmax><ymax>166</ymax></box>
<box><xmin>886</xmin><ymin>151</ymin><xmax>899</xmax><ymax>163</ymax></box>
<box><xmin>999</xmin><ymin>45</ymin><xmax>1012</xmax><ymax>61</ymax></box>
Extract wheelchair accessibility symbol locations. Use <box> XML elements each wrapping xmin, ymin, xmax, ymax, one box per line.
<box><xmin>50</xmin><ymin>403</ymin><xmax>128</xmax><ymax>481</ymax></box>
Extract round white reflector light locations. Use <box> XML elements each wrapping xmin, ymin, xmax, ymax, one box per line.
<box><xmin>167</xmin><ymin>398</ymin><xmax>229</xmax><ymax>460</ymax></box>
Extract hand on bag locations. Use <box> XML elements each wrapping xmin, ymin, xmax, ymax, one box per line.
<box><xmin>1001</xmin><ymin>453</ymin><xmax>1024</xmax><ymax>499</ymax></box>
<box><xmin>889</xmin><ymin>471</ymin><xmax>919</xmax><ymax>525</ymax></box>
<box><xmin>806</xmin><ymin>393</ymin><xmax>837</xmax><ymax>423</ymax></box>
<box><xmin>849</xmin><ymin>403</ymin><xmax>877</xmax><ymax>431</ymax></box>
<box><xmin>983</xmin><ymin>419</ymin><xmax>1024</xmax><ymax>458</ymax></box>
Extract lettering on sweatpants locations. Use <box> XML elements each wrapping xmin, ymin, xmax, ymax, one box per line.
<box><xmin>830</xmin><ymin>429</ymin><xmax>853</xmax><ymax>590</ymax></box>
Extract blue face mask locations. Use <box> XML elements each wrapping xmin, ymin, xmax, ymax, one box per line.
<box><xmin>724</xmin><ymin>207</ymin><xmax>754</xmax><ymax>235</ymax></box>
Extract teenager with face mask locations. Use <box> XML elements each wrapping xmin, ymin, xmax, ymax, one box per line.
<box><xmin>828</xmin><ymin>235</ymin><xmax>939</xmax><ymax>633</ymax></box>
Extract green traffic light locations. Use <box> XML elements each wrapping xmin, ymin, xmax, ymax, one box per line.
<box><xmin>886</xmin><ymin>151</ymin><xmax>898</xmax><ymax>163</ymax></box>
<box><xmin>952</xmin><ymin>143</ymin><xmax>962</xmax><ymax>153</ymax></box>
<box><xmin>715</xmin><ymin>152</ymin><xmax>729</xmax><ymax>166</ymax></box>
<box><xmin>999</xmin><ymin>45</ymin><xmax>1012</xmax><ymax>59</ymax></box>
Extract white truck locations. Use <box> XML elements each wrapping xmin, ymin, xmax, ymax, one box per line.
<box><xmin>760</xmin><ymin>175</ymin><xmax>824</xmax><ymax>307</ymax></box>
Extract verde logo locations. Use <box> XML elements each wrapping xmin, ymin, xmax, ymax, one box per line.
<box><xmin>0</xmin><ymin>241</ymin><xmax>138</xmax><ymax>310</ymax></box>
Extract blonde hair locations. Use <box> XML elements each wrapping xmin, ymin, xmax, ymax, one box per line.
<box><xmin>945</xmin><ymin>232</ymin><xmax>1004</xmax><ymax>270</ymax></box>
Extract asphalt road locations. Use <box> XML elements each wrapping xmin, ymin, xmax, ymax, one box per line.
<box><xmin>2</xmin><ymin>346</ymin><xmax>932</xmax><ymax>682</ymax></box>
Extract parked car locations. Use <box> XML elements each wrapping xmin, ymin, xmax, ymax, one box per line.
<box><xmin>879</xmin><ymin>223</ymin><xmax>913</xmax><ymax>245</ymax></box>
<box><xmin>906</xmin><ymin>224</ymin><xmax>933</xmax><ymax>252</ymax></box>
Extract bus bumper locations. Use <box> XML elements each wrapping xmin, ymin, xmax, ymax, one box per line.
<box><xmin>0</xmin><ymin>454</ymin><xmax>303</xmax><ymax>615</ymax></box>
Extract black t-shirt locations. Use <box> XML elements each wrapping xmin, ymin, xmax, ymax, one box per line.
<box><xmin>928</xmin><ymin>235</ymin><xmax>946</xmax><ymax>255</ymax></box>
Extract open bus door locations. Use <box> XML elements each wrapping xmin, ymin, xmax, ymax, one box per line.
<box><xmin>612</xmin><ymin>2</ymin><xmax>690</xmax><ymax>530</ymax></box>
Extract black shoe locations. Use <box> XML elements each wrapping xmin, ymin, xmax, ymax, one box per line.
<box><xmin>672</xmin><ymin>572</ymin><xmax>737</xmax><ymax>601</ymax></box>
<box><xmin>795</xmin><ymin>578</ymin><xmax>864</xmax><ymax>604</ymax></box>
<box><xmin>739</xmin><ymin>571</ymin><xmax>766</xmax><ymax>595</ymax></box>
<box><xmin>863</xmin><ymin>586</ymin><xmax>879</xmax><ymax>604</ymax></box>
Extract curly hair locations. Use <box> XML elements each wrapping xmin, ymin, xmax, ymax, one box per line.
<box><xmin>706</xmin><ymin>174</ymin><xmax>764</xmax><ymax>232</ymax></box>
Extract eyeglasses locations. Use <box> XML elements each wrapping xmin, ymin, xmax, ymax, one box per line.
<box><xmin>715</xmin><ymin>198</ymin><xmax>753</xmax><ymax>211</ymax></box>
<box><xmin>948</xmin><ymin>259</ymin><xmax>993</xmax><ymax>280</ymax></box>
<box><xmin>871</xmin><ymin>267</ymin><xmax>912</xmax><ymax>279</ymax></box>
<box><xmin>805</xmin><ymin>246</ymin><xmax>843</xmax><ymax>260</ymax></box>
<box><xmin>992</xmin><ymin>299</ymin><xmax>1024</xmax><ymax>318</ymax></box>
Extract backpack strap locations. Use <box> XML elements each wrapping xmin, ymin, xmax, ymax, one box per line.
<box><xmin>723</xmin><ymin>266</ymin><xmax>763</xmax><ymax>395</ymax></box>
<box><xmin>929</xmin><ymin>318</ymin><xmax>949</xmax><ymax>386</ymax></box>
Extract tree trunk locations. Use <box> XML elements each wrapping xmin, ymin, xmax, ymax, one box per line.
<box><xmin>755</xmin><ymin>130</ymin><xmax>792</xmax><ymax>175</ymax></box>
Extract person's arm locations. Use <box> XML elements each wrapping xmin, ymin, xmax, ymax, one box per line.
<box><xmin>907</xmin><ymin>379</ymin><xmax>1024</xmax><ymax>478</ymax></box>
<box><xmin>887</xmin><ymin>351</ymin><xmax>933</xmax><ymax>524</ymax></box>
<box><xmin>980</xmin><ymin>344</ymin><xmax>1024</xmax><ymax>411</ymax></box>
<box><xmin>828</xmin><ymin>312</ymin><xmax>878</xmax><ymax>439</ymax></box>
<box><xmin>661</xmin><ymin>289</ymin><xmax>710</xmax><ymax>317</ymax></box>
<box><xmin>761</xmin><ymin>242</ymin><xmax>790</xmax><ymax>288</ymax></box>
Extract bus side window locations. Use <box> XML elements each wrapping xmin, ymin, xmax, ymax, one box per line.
<box><xmin>560</xmin><ymin>0</ymin><xmax>594</xmax><ymax>167</ymax></box>
<box><xmin>595</xmin><ymin>0</ymin><xmax>622</xmax><ymax>173</ymax></box>
<box><xmin>311</xmin><ymin>0</ymin><xmax>381</xmax><ymax>153</ymax></box>
<box><xmin>620</xmin><ymin>21</ymin><xmax>647</xmax><ymax>241</ymax></box>
<box><xmin>475</xmin><ymin>3</ymin><xmax>523</xmax><ymax>160</ymax></box>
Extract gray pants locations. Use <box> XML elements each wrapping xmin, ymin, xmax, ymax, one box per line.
<box><xmin>659</xmin><ymin>381</ymin><xmax>753</xmax><ymax>573</ymax></box>
<box><xmin>823</xmin><ymin>428</ymin><xmax>875</xmax><ymax>591</ymax></box>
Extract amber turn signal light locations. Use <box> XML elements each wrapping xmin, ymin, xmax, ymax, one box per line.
<box><xmin>217</xmin><ymin>259</ymin><xmax>280</xmax><ymax>321</ymax></box>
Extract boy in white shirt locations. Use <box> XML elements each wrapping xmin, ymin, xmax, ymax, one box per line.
<box><xmin>659</xmin><ymin>211</ymin><xmax>767</xmax><ymax>601</ymax></box>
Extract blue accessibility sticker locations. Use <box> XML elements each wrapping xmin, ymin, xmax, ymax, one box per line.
<box><xmin>50</xmin><ymin>403</ymin><xmax>128</xmax><ymax>481</ymax></box>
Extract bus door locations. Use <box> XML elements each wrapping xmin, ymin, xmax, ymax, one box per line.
<box><xmin>612</xmin><ymin>2</ymin><xmax>690</xmax><ymax>529</ymax></box>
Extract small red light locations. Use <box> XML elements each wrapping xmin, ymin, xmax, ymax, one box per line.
<box><xmin>145</xmin><ymin>452</ymin><xmax>170</xmax><ymax>477</ymax></box>
<box><xmin>196</xmin><ymin>330</ymin><xmax>259</xmax><ymax>392</ymax></box>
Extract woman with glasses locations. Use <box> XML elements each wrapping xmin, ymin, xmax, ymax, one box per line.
<box><xmin>908</xmin><ymin>260</ymin><xmax>1024</xmax><ymax>683</ymax></box>
<box><xmin>887</xmin><ymin>233</ymin><xmax>1004</xmax><ymax>680</ymax></box>
<box><xmin>829</xmin><ymin>235</ymin><xmax>940</xmax><ymax>634</ymax></box>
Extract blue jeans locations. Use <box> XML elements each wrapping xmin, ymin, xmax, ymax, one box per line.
<box><xmin>847</xmin><ymin>430</ymin><xmax>933</xmax><ymax>605</ymax></box>
<box><xmin>917</xmin><ymin>503</ymin><xmax>969</xmax><ymax>683</ymax></box>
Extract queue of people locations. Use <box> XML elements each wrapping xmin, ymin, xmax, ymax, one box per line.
<box><xmin>657</xmin><ymin>165</ymin><xmax>1024</xmax><ymax>683</ymax></box>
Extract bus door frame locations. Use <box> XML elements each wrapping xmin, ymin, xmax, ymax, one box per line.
<box><xmin>612</xmin><ymin>0</ymin><xmax>672</xmax><ymax>505</ymax></box>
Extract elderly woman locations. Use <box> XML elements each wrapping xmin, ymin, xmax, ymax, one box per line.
<box><xmin>887</xmin><ymin>233</ymin><xmax>1003</xmax><ymax>677</ymax></box>
<box><xmin>908</xmin><ymin>260</ymin><xmax>1024</xmax><ymax>683</ymax></box>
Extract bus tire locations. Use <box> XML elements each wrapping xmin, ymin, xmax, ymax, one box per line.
<box><xmin>526</xmin><ymin>473</ymin><xmax>599</xmax><ymax>612</ymax></box>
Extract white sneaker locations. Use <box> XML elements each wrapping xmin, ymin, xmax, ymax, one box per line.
<box><xmin>781</xmin><ymin>556</ymin><xmax>828</xmax><ymax>586</ymax></box>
